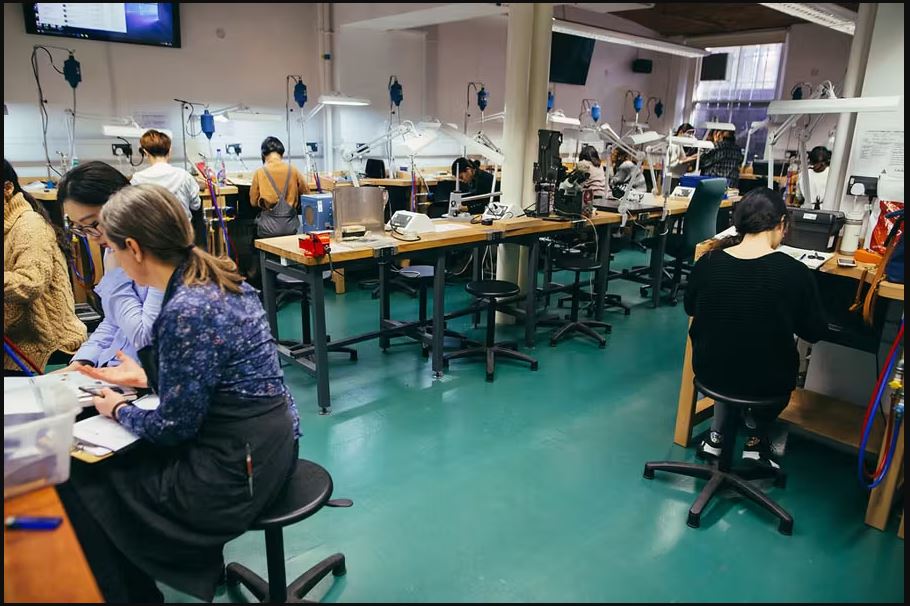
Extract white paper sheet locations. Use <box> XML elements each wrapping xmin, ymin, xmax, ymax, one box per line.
<box><xmin>72</xmin><ymin>395</ymin><xmax>160</xmax><ymax>452</ymax></box>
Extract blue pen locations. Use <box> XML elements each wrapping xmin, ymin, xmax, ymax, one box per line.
<box><xmin>5</xmin><ymin>516</ymin><xmax>63</xmax><ymax>530</ymax></box>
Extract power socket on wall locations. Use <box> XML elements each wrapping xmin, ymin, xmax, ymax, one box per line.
<box><xmin>112</xmin><ymin>142</ymin><xmax>132</xmax><ymax>158</ymax></box>
<box><xmin>226</xmin><ymin>143</ymin><xmax>242</xmax><ymax>156</ymax></box>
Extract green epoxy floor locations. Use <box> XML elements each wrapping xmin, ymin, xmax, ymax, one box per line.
<box><xmin>164</xmin><ymin>251</ymin><xmax>905</xmax><ymax>603</ymax></box>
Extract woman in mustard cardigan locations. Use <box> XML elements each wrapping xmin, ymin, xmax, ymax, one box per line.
<box><xmin>3</xmin><ymin>160</ymin><xmax>86</xmax><ymax>374</ymax></box>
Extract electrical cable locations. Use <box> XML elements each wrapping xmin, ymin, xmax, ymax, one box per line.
<box><xmin>118</xmin><ymin>137</ymin><xmax>144</xmax><ymax>167</ymax></box>
<box><xmin>69</xmin><ymin>235</ymin><xmax>95</xmax><ymax>286</ymax></box>
<box><xmin>31</xmin><ymin>46</ymin><xmax>65</xmax><ymax>178</ymax></box>
<box><xmin>389</xmin><ymin>226</ymin><xmax>421</xmax><ymax>242</ymax></box>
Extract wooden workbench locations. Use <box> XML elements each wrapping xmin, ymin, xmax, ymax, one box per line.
<box><xmin>673</xmin><ymin>240</ymin><xmax>905</xmax><ymax>532</ymax></box>
<box><xmin>4</xmin><ymin>486</ymin><xmax>103</xmax><ymax>603</ymax></box>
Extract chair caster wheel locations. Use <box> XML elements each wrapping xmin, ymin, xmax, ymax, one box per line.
<box><xmin>486</xmin><ymin>373</ymin><xmax>494</xmax><ymax>382</ymax></box>
<box><xmin>599</xmin><ymin>341</ymin><xmax>606</xmax><ymax>349</ymax></box>
<box><xmin>779</xmin><ymin>520</ymin><xmax>793</xmax><ymax>535</ymax></box>
<box><xmin>687</xmin><ymin>512</ymin><xmax>701</xmax><ymax>528</ymax></box>
<box><xmin>333</xmin><ymin>562</ymin><xmax>347</xmax><ymax>577</ymax></box>
<box><xmin>774</xmin><ymin>473</ymin><xmax>787</xmax><ymax>489</ymax></box>
<box><xmin>530</xmin><ymin>362</ymin><xmax>539</xmax><ymax>371</ymax></box>
<box><xmin>640</xmin><ymin>287</ymin><xmax>649</xmax><ymax>297</ymax></box>
<box><xmin>669</xmin><ymin>298</ymin><xmax>679</xmax><ymax>307</ymax></box>
<box><xmin>643</xmin><ymin>465</ymin><xmax>654</xmax><ymax>479</ymax></box>
<box><xmin>421</xmin><ymin>348</ymin><xmax>430</xmax><ymax>358</ymax></box>
<box><xmin>624</xmin><ymin>309</ymin><xmax>631</xmax><ymax>316</ymax></box>
<box><xmin>550</xmin><ymin>340</ymin><xmax>557</xmax><ymax>347</ymax></box>
<box><xmin>350</xmin><ymin>352</ymin><xmax>358</xmax><ymax>361</ymax></box>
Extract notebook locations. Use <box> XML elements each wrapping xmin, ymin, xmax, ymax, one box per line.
<box><xmin>72</xmin><ymin>395</ymin><xmax>160</xmax><ymax>458</ymax></box>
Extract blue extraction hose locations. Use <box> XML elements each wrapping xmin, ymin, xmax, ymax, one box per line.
<box><xmin>858</xmin><ymin>320</ymin><xmax>903</xmax><ymax>488</ymax></box>
<box><xmin>4</xmin><ymin>342</ymin><xmax>35</xmax><ymax>376</ymax></box>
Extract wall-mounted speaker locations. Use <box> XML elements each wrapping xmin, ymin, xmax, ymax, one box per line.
<box><xmin>632</xmin><ymin>58</ymin><xmax>653</xmax><ymax>74</ymax></box>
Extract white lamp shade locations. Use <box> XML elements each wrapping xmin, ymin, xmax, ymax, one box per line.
<box><xmin>626</xmin><ymin>131</ymin><xmax>662</xmax><ymax>145</ymax></box>
<box><xmin>702</xmin><ymin>121</ymin><xmax>737</xmax><ymax>131</ymax></box>
<box><xmin>224</xmin><ymin>111</ymin><xmax>283</xmax><ymax>122</ymax></box>
<box><xmin>767</xmin><ymin>96</ymin><xmax>901</xmax><ymax>115</ymax></box>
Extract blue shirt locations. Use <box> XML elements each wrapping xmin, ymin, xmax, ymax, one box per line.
<box><xmin>72</xmin><ymin>251</ymin><xmax>164</xmax><ymax>367</ymax></box>
<box><xmin>117</xmin><ymin>267</ymin><xmax>300</xmax><ymax>445</ymax></box>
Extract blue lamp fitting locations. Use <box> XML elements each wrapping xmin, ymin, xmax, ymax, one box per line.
<box><xmin>590</xmin><ymin>102</ymin><xmax>601</xmax><ymax>122</ymax></box>
<box><xmin>293</xmin><ymin>80</ymin><xmax>308</xmax><ymax>109</ymax></box>
<box><xmin>477</xmin><ymin>87</ymin><xmax>488</xmax><ymax>112</ymax></box>
<box><xmin>654</xmin><ymin>99</ymin><xmax>664</xmax><ymax>118</ymax></box>
<box><xmin>200</xmin><ymin>109</ymin><xmax>215</xmax><ymax>140</ymax></box>
<box><xmin>389</xmin><ymin>76</ymin><xmax>404</xmax><ymax>108</ymax></box>
<box><xmin>547</xmin><ymin>90</ymin><xmax>555</xmax><ymax>112</ymax></box>
<box><xmin>63</xmin><ymin>53</ymin><xmax>81</xmax><ymax>89</ymax></box>
<box><xmin>633</xmin><ymin>94</ymin><xmax>644</xmax><ymax>113</ymax></box>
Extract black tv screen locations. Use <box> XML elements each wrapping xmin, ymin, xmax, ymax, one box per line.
<box><xmin>24</xmin><ymin>3</ymin><xmax>181</xmax><ymax>48</ymax></box>
<box><xmin>549</xmin><ymin>32</ymin><xmax>596</xmax><ymax>86</ymax></box>
<box><xmin>700</xmin><ymin>53</ymin><xmax>729</xmax><ymax>81</ymax></box>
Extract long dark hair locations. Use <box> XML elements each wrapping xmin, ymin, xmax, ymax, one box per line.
<box><xmin>578</xmin><ymin>145</ymin><xmax>601</xmax><ymax>167</ymax></box>
<box><xmin>4</xmin><ymin>159</ymin><xmax>71</xmax><ymax>259</ymax></box>
<box><xmin>56</xmin><ymin>161</ymin><xmax>131</xmax><ymax>207</ymax></box>
<box><xmin>717</xmin><ymin>187</ymin><xmax>790</xmax><ymax>249</ymax></box>
<box><xmin>102</xmin><ymin>184</ymin><xmax>244</xmax><ymax>294</ymax></box>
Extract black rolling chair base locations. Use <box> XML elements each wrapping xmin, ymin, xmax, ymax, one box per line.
<box><xmin>550</xmin><ymin>321</ymin><xmax>610</xmax><ymax>348</ymax></box>
<box><xmin>643</xmin><ymin>460</ymin><xmax>792</xmax><ymax>535</ymax></box>
<box><xmin>226</xmin><ymin>554</ymin><xmax>346</xmax><ymax>604</ymax></box>
<box><xmin>444</xmin><ymin>345</ymin><xmax>539</xmax><ymax>382</ymax></box>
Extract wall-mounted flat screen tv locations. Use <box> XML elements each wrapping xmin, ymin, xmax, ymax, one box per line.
<box><xmin>24</xmin><ymin>3</ymin><xmax>181</xmax><ymax>48</ymax></box>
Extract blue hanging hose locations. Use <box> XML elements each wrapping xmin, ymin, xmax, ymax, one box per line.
<box><xmin>205</xmin><ymin>177</ymin><xmax>236</xmax><ymax>262</ymax></box>
<box><xmin>858</xmin><ymin>320</ymin><xmax>904</xmax><ymax>489</ymax></box>
<box><xmin>70</xmin><ymin>235</ymin><xmax>95</xmax><ymax>285</ymax></box>
<box><xmin>4</xmin><ymin>342</ymin><xmax>35</xmax><ymax>376</ymax></box>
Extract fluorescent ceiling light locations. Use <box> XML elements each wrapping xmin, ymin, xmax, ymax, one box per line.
<box><xmin>767</xmin><ymin>96</ymin><xmax>901</xmax><ymax>115</ymax></box>
<box><xmin>214</xmin><ymin>114</ymin><xmax>229</xmax><ymax>123</ymax></box>
<box><xmin>547</xmin><ymin>111</ymin><xmax>581</xmax><ymax>127</ymax></box>
<box><xmin>224</xmin><ymin>111</ymin><xmax>283</xmax><ymax>122</ymax></box>
<box><xmin>759</xmin><ymin>3</ymin><xmax>856</xmax><ymax>35</ymax></box>
<box><xmin>703</xmin><ymin>121</ymin><xmax>737</xmax><ymax>131</ymax></box>
<box><xmin>553</xmin><ymin>19</ymin><xmax>709</xmax><ymax>58</ymax></box>
<box><xmin>626</xmin><ymin>131</ymin><xmax>662</xmax><ymax>145</ymax></box>
<box><xmin>318</xmin><ymin>93</ymin><xmax>371</xmax><ymax>107</ymax></box>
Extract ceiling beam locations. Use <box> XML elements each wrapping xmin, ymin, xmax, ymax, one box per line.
<box><xmin>341</xmin><ymin>4</ymin><xmax>508</xmax><ymax>31</ymax></box>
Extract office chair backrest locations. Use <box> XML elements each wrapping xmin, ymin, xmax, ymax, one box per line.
<box><xmin>683</xmin><ymin>178</ymin><xmax>726</xmax><ymax>252</ymax></box>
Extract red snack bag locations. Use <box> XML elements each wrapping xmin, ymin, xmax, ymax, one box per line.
<box><xmin>869</xmin><ymin>200</ymin><xmax>903</xmax><ymax>254</ymax></box>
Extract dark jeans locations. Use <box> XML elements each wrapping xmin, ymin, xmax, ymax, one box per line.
<box><xmin>710</xmin><ymin>399</ymin><xmax>790</xmax><ymax>441</ymax></box>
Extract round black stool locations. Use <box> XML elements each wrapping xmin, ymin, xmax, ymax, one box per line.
<box><xmin>643</xmin><ymin>381</ymin><xmax>793</xmax><ymax>535</ymax></box>
<box><xmin>550</xmin><ymin>256</ymin><xmax>612</xmax><ymax>348</ymax></box>
<box><xmin>225</xmin><ymin>459</ymin><xmax>353</xmax><ymax>603</ymax></box>
<box><xmin>444</xmin><ymin>280</ymin><xmax>538</xmax><ymax>382</ymax></box>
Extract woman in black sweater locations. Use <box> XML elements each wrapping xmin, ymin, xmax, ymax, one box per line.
<box><xmin>684</xmin><ymin>188</ymin><xmax>827</xmax><ymax>468</ymax></box>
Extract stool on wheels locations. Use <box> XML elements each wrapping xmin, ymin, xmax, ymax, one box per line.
<box><xmin>225</xmin><ymin>459</ymin><xmax>353</xmax><ymax>603</ymax></box>
<box><xmin>642</xmin><ymin>380</ymin><xmax>793</xmax><ymax>535</ymax></box>
<box><xmin>444</xmin><ymin>280</ymin><xmax>538</xmax><ymax>382</ymax></box>
<box><xmin>550</xmin><ymin>256</ymin><xmax>612</xmax><ymax>348</ymax></box>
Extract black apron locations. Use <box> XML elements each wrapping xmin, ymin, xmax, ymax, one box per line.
<box><xmin>69</xmin><ymin>280</ymin><xmax>296</xmax><ymax>601</ymax></box>
<box><xmin>257</xmin><ymin>163</ymin><xmax>300</xmax><ymax>238</ymax></box>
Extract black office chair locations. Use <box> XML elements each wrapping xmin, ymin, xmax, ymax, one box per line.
<box><xmin>643</xmin><ymin>380</ymin><xmax>793</xmax><ymax>535</ymax></box>
<box><xmin>640</xmin><ymin>178</ymin><xmax>726</xmax><ymax>305</ymax></box>
<box><xmin>225</xmin><ymin>459</ymin><xmax>352</xmax><ymax>603</ymax></box>
<box><xmin>444</xmin><ymin>280</ymin><xmax>538</xmax><ymax>382</ymax></box>
<box><xmin>550</xmin><ymin>256</ymin><xmax>611</xmax><ymax>348</ymax></box>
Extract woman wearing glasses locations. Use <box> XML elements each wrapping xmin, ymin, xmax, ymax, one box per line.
<box><xmin>4</xmin><ymin>160</ymin><xmax>86</xmax><ymax>375</ymax></box>
<box><xmin>55</xmin><ymin>161</ymin><xmax>164</xmax><ymax>372</ymax></box>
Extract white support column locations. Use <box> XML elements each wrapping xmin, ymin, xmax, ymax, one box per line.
<box><xmin>825</xmin><ymin>2</ymin><xmax>877</xmax><ymax>210</ymax></box>
<box><xmin>495</xmin><ymin>3</ymin><xmax>535</xmax><ymax>322</ymax></box>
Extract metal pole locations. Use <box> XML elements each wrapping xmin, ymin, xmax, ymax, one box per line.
<box><xmin>825</xmin><ymin>2</ymin><xmax>877</xmax><ymax>211</ymax></box>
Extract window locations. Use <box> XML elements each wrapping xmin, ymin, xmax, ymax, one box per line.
<box><xmin>691</xmin><ymin>43</ymin><xmax>784</xmax><ymax>163</ymax></box>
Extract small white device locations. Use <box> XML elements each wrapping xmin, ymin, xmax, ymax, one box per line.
<box><xmin>670</xmin><ymin>186</ymin><xmax>695</xmax><ymax>201</ymax></box>
<box><xmin>837</xmin><ymin>257</ymin><xmax>857</xmax><ymax>268</ymax></box>
<box><xmin>387</xmin><ymin>210</ymin><xmax>435</xmax><ymax>235</ymax></box>
<box><xmin>481</xmin><ymin>202</ymin><xmax>512</xmax><ymax>222</ymax></box>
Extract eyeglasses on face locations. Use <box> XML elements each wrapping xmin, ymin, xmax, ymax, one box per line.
<box><xmin>66</xmin><ymin>219</ymin><xmax>103</xmax><ymax>238</ymax></box>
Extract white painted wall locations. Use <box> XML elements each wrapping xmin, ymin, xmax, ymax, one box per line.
<box><xmin>3</xmin><ymin>3</ymin><xmax>322</xmax><ymax>176</ymax></box>
<box><xmin>774</xmin><ymin>23</ymin><xmax>853</xmax><ymax>159</ymax></box>
<box><xmin>422</xmin><ymin>11</ymin><xmax>677</xmax><ymax>163</ymax></box>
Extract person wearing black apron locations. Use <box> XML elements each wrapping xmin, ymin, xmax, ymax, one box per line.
<box><xmin>57</xmin><ymin>183</ymin><xmax>301</xmax><ymax>602</ymax></box>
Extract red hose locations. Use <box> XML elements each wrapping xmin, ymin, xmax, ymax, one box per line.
<box><xmin>3</xmin><ymin>336</ymin><xmax>43</xmax><ymax>374</ymax></box>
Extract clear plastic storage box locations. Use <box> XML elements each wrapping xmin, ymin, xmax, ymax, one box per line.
<box><xmin>4</xmin><ymin>378</ymin><xmax>80</xmax><ymax>499</ymax></box>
